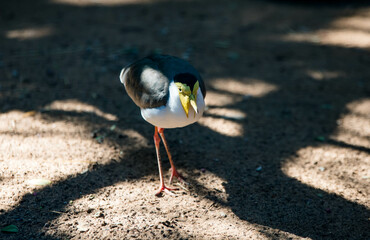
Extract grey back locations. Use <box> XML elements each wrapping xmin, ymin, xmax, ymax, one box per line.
<box><xmin>120</xmin><ymin>54</ymin><xmax>206</xmax><ymax>109</ymax></box>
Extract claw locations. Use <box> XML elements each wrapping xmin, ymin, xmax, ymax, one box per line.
<box><xmin>155</xmin><ymin>184</ymin><xmax>178</xmax><ymax>196</ymax></box>
<box><xmin>169</xmin><ymin>168</ymin><xmax>189</xmax><ymax>185</ymax></box>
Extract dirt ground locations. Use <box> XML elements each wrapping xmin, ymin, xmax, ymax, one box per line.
<box><xmin>0</xmin><ymin>0</ymin><xmax>369</xmax><ymax>239</ymax></box>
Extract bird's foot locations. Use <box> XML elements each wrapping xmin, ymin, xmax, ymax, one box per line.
<box><xmin>169</xmin><ymin>168</ymin><xmax>189</xmax><ymax>185</ymax></box>
<box><xmin>155</xmin><ymin>184</ymin><xmax>178</xmax><ymax>197</ymax></box>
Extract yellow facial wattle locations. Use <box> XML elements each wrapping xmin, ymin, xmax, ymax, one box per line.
<box><xmin>175</xmin><ymin>81</ymin><xmax>199</xmax><ymax>118</ymax></box>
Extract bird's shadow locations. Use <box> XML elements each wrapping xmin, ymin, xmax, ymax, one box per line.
<box><xmin>1</xmin><ymin>0</ymin><xmax>370</xmax><ymax>239</ymax></box>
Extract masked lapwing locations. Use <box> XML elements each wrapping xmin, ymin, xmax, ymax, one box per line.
<box><xmin>120</xmin><ymin>54</ymin><xmax>206</xmax><ymax>196</ymax></box>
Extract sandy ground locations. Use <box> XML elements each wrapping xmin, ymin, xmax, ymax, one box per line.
<box><xmin>0</xmin><ymin>0</ymin><xmax>369</xmax><ymax>239</ymax></box>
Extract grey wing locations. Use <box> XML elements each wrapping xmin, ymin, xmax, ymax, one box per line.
<box><xmin>120</xmin><ymin>58</ymin><xmax>170</xmax><ymax>109</ymax></box>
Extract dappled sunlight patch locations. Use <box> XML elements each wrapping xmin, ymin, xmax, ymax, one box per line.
<box><xmin>198</xmin><ymin>116</ymin><xmax>244</xmax><ymax>137</ymax></box>
<box><xmin>5</xmin><ymin>26</ymin><xmax>55</xmax><ymax>40</ymax></box>
<box><xmin>0</xmin><ymin>110</ymin><xmax>90</xmax><ymax>136</ymax></box>
<box><xmin>0</xmin><ymin>110</ymin><xmax>118</xmax><ymax>208</ymax></box>
<box><xmin>281</xmin><ymin>8</ymin><xmax>370</xmax><ymax>49</ymax></box>
<box><xmin>282</xmin><ymin>146</ymin><xmax>369</xmax><ymax>207</ymax></box>
<box><xmin>282</xmin><ymin>100</ymin><xmax>369</xmax><ymax>206</ymax></box>
<box><xmin>189</xmin><ymin>169</ymin><xmax>229</xmax><ymax>203</ymax></box>
<box><xmin>42</xmin><ymin>181</ymin><xmax>155</xmax><ymax>238</ymax></box>
<box><xmin>332</xmin><ymin>98</ymin><xmax>370</xmax><ymax>149</ymax></box>
<box><xmin>0</xmin><ymin>133</ymin><xmax>113</xmax><ymax>207</ymax></box>
<box><xmin>211</xmin><ymin>78</ymin><xmax>278</xmax><ymax>97</ymax></box>
<box><xmin>118</xmin><ymin>129</ymin><xmax>149</xmax><ymax>148</ymax></box>
<box><xmin>205</xmin><ymin>107</ymin><xmax>246</xmax><ymax>121</ymax></box>
<box><xmin>331</xmin><ymin>11</ymin><xmax>370</xmax><ymax>32</ymax></box>
<box><xmin>282</xmin><ymin>30</ymin><xmax>370</xmax><ymax>48</ymax></box>
<box><xmin>41</xmin><ymin>177</ymin><xmax>302</xmax><ymax>239</ymax></box>
<box><xmin>51</xmin><ymin>0</ymin><xmax>155</xmax><ymax>6</ymax></box>
<box><xmin>198</xmin><ymin>99</ymin><xmax>246</xmax><ymax>137</ymax></box>
<box><xmin>45</xmin><ymin>99</ymin><xmax>118</xmax><ymax>121</ymax></box>
<box><xmin>306</xmin><ymin>69</ymin><xmax>343</xmax><ymax>81</ymax></box>
<box><xmin>315</xmin><ymin>30</ymin><xmax>370</xmax><ymax>48</ymax></box>
<box><xmin>204</xmin><ymin>91</ymin><xmax>243</xmax><ymax>107</ymax></box>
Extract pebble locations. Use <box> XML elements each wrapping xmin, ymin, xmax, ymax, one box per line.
<box><xmin>77</xmin><ymin>223</ymin><xmax>89</xmax><ymax>232</ymax></box>
<box><xmin>94</xmin><ymin>211</ymin><xmax>104</xmax><ymax>218</ymax></box>
<box><xmin>219</xmin><ymin>212</ymin><xmax>227</xmax><ymax>218</ymax></box>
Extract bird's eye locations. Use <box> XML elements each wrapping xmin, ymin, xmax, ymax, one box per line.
<box><xmin>179</xmin><ymin>88</ymin><xmax>182</xmax><ymax>92</ymax></box>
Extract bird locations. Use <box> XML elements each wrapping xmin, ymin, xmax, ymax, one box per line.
<box><xmin>120</xmin><ymin>54</ymin><xmax>206</xmax><ymax>196</ymax></box>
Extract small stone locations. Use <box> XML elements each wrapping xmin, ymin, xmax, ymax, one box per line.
<box><xmin>91</xmin><ymin>131</ymin><xmax>98</xmax><ymax>138</ymax></box>
<box><xmin>94</xmin><ymin>211</ymin><xmax>104</xmax><ymax>218</ymax></box>
<box><xmin>219</xmin><ymin>212</ymin><xmax>227</xmax><ymax>218</ymax></box>
<box><xmin>77</xmin><ymin>223</ymin><xmax>89</xmax><ymax>232</ymax></box>
<box><xmin>110</xmin><ymin>124</ymin><xmax>116</xmax><ymax>131</ymax></box>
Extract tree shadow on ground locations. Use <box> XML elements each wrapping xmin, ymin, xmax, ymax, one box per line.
<box><xmin>1</xmin><ymin>0</ymin><xmax>369</xmax><ymax>239</ymax></box>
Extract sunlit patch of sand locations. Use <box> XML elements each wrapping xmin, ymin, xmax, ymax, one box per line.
<box><xmin>45</xmin><ymin>99</ymin><xmax>118</xmax><ymax>121</ymax></box>
<box><xmin>44</xmin><ymin>177</ymin><xmax>305</xmax><ymax>240</ymax></box>
<box><xmin>200</xmin><ymin>78</ymin><xmax>276</xmax><ymax>137</ymax></box>
<box><xmin>281</xmin><ymin>8</ymin><xmax>370</xmax><ymax>48</ymax></box>
<box><xmin>332</xmin><ymin>98</ymin><xmax>370</xmax><ymax>148</ymax></box>
<box><xmin>198</xmin><ymin>116</ymin><xmax>244</xmax><ymax>137</ymax></box>
<box><xmin>283</xmin><ymin>30</ymin><xmax>370</xmax><ymax>48</ymax></box>
<box><xmin>282</xmin><ymin>99</ymin><xmax>370</xmax><ymax>207</ymax></box>
<box><xmin>205</xmin><ymin>91</ymin><xmax>243</xmax><ymax>107</ymax></box>
<box><xmin>282</xmin><ymin>146</ymin><xmax>369</xmax><ymax>207</ymax></box>
<box><xmin>0</xmin><ymin>111</ymin><xmax>117</xmax><ymax>207</ymax></box>
<box><xmin>5</xmin><ymin>26</ymin><xmax>55</xmax><ymax>40</ymax></box>
<box><xmin>331</xmin><ymin>12</ymin><xmax>370</xmax><ymax>32</ymax></box>
<box><xmin>306</xmin><ymin>69</ymin><xmax>343</xmax><ymax>81</ymax></box>
<box><xmin>211</xmin><ymin>78</ymin><xmax>278</xmax><ymax>97</ymax></box>
<box><xmin>206</xmin><ymin>108</ymin><xmax>246</xmax><ymax>121</ymax></box>
<box><xmin>0</xmin><ymin>108</ymin><xmax>148</xmax><ymax>209</ymax></box>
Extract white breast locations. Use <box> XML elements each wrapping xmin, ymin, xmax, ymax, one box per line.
<box><xmin>141</xmin><ymin>81</ymin><xmax>205</xmax><ymax>129</ymax></box>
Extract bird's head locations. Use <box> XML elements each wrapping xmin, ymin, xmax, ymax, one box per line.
<box><xmin>174</xmin><ymin>73</ymin><xmax>199</xmax><ymax>118</ymax></box>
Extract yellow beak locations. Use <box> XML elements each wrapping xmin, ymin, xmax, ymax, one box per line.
<box><xmin>179</xmin><ymin>94</ymin><xmax>190</xmax><ymax>117</ymax></box>
<box><xmin>190</xmin><ymin>94</ymin><xmax>198</xmax><ymax>114</ymax></box>
<box><xmin>176</xmin><ymin>81</ymin><xmax>199</xmax><ymax>118</ymax></box>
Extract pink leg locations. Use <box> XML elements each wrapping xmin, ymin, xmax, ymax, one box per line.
<box><xmin>158</xmin><ymin>127</ymin><xmax>188</xmax><ymax>185</ymax></box>
<box><xmin>154</xmin><ymin>127</ymin><xmax>177</xmax><ymax>196</ymax></box>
